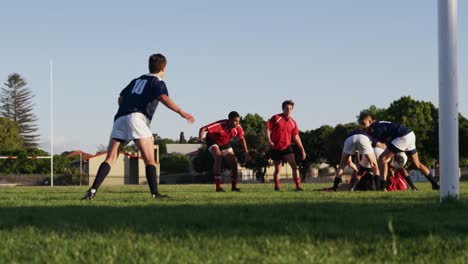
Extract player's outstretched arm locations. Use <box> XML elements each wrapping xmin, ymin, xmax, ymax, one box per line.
<box><xmin>158</xmin><ymin>94</ymin><xmax>195</xmax><ymax>123</ymax></box>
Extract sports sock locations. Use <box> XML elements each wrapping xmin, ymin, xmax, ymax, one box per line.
<box><xmin>215</xmin><ymin>176</ymin><xmax>222</xmax><ymax>189</ymax></box>
<box><xmin>231</xmin><ymin>175</ymin><xmax>237</xmax><ymax>190</ymax></box>
<box><xmin>373</xmin><ymin>175</ymin><xmax>381</xmax><ymax>190</ymax></box>
<box><xmin>91</xmin><ymin>162</ymin><xmax>111</xmax><ymax>190</ymax></box>
<box><xmin>404</xmin><ymin>176</ymin><xmax>417</xmax><ymax>190</ymax></box>
<box><xmin>274</xmin><ymin>179</ymin><xmax>280</xmax><ymax>189</ymax></box>
<box><xmin>332</xmin><ymin>177</ymin><xmax>341</xmax><ymax>191</ymax></box>
<box><xmin>424</xmin><ymin>173</ymin><xmax>439</xmax><ymax>187</ymax></box>
<box><xmin>351</xmin><ymin>177</ymin><xmax>360</xmax><ymax>190</ymax></box>
<box><xmin>380</xmin><ymin>179</ymin><xmax>387</xmax><ymax>190</ymax></box>
<box><xmin>295</xmin><ymin>177</ymin><xmax>301</xmax><ymax>189</ymax></box>
<box><xmin>145</xmin><ymin>165</ymin><xmax>158</xmax><ymax>195</ymax></box>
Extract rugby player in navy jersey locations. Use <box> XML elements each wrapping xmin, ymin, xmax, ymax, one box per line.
<box><xmin>82</xmin><ymin>54</ymin><xmax>195</xmax><ymax>200</ymax></box>
<box><xmin>199</xmin><ymin>111</ymin><xmax>252</xmax><ymax>192</ymax></box>
<box><xmin>358</xmin><ymin>113</ymin><xmax>439</xmax><ymax>190</ymax></box>
<box><xmin>332</xmin><ymin>128</ymin><xmax>381</xmax><ymax>191</ymax></box>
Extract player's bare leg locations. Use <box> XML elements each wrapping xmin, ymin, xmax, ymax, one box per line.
<box><xmin>410</xmin><ymin>152</ymin><xmax>439</xmax><ymax>190</ymax></box>
<box><xmin>401</xmin><ymin>167</ymin><xmax>418</xmax><ymax>190</ymax></box>
<box><xmin>333</xmin><ymin>153</ymin><xmax>350</xmax><ymax>191</ymax></box>
<box><xmin>134</xmin><ymin>137</ymin><xmax>168</xmax><ymax>198</ymax></box>
<box><xmin>209</xmin><ymin>146</ymin><xmax>224</xmax><ymax>192</ymax></box>
<box><xmin>224</xmin><ymin>153</ymin><xmax>240</xmax><ymax>191</ymax></box>
<box><xmin>364</xmin><ymin>153</ymin><xmax>381</xmax><ymax>191</ymax></box>
<box><xmin>284</xmin><ymin>153</ymin><xmax>302</xmax><ymax>191</ymax></box>
<box><xmin>273</xmin><ymin>160</ymin><xmax>283</xmax><ymax>191</ymax></box>
<box><xmin>82</xmin><ymin>139</ymin><xmax>121</xmax><ymax>200</ymax></box>
<box><xmin>379</xmin><ymin>149</ymin><xmax>395</xmax><ymax>190</ymax></box>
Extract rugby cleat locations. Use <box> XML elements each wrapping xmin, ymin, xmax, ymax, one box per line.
<box><xmin>231</xmin><ymin>188</ymin><xmax>241</xmax><ymax>192</ymax></box>
<box><xmin>216</xmin><ymin>188</ymin><xmax>225</xmax><ymax>192</ymax></box>
<box><xmin>152</xmin><ymin>193</ymin><xmax>170</xmax><ymax>199</ymax></box>
<box><xmin>82</xmin><ymin>189</ymin><xmax>96</xmax><ymax>200</ymax></box>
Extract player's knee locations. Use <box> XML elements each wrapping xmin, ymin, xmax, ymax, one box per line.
<box><xmin>379</xmin><ymin>155</ymin><xmax>389</xmax><ymax>164</ymax></box>
<box><xmin>104</xmin><ymin>156</ymin><xmax>118</xmax><ymax>165</ymax></box>
<box><xmin>143</xmin><ymin>159</ymin><xmax>156</xmax><ymax>166</ymax></box>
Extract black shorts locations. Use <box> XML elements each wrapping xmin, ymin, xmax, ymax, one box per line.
<box><xmin>206</xmin><ymin>137</ymin><xmax>231</xmax><ymax>151</ymax></box>
<box><xmin>271</xmin><ymin>145</ymin><xmax>294</xmax><ymax>161</ymax></box>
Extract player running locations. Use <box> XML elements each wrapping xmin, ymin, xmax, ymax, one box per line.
<box><xmin>82</xmin><ymin>53</ymin><xmax>195</xmax><ymax>200</ymax></box>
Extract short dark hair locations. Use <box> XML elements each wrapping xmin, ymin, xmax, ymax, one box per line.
<box><xmin>228</xmin><ymin>111</ymin><xmax>240</xmax><ymax>120</ymax></box>
<box><xmin>358</xmin><ymin>112</ymin><xmax>375</xmax><ymax>124</ymax></box>
<box><xmin>282</xmin><ymin>100</ymin><xmax>294</xmax><ymax>109</ymax></box>
<box><xmin>149</xmin><ymin>54</ymin><xmax>167</xmax><ymax>73</ymax></box>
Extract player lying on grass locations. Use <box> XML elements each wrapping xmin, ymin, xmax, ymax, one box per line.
<box><xmin>82</xmin><ymin>53</ymin><xmax>195</xmax><ymax>200</ymax></box>
<box><xmin>358</xmin><ymin>113</ymin><xmax>439</xmax><ymax>190</ymax></box>
<box><xmin>199</xmin><ymin>111</ymin><xmax>252</xmax><ymax>192</ymax></box>
<box><xmin>266</xmin><ymin>100</ymin><xmax>306</xmax><ymax>191</ymax></box>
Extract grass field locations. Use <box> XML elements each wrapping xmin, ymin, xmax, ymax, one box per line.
<box><xmin>0</xmin><ymin>183</ymin><xmax>467</xmax><ymax>263</ymax></box>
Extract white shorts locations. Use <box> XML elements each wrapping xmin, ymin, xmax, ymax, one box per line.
<box><xmin>208</xmin><ymin>145</ymin><xmax>234</xmax><ymax>157</ymax></box>
<box><xmin>390</xmin><ymin>131</ymin><xmax>416</xmax><ymax>153</ymax></box>
<box><xmin>360</xmin><ymin>147</ymin><xmax>385</xmax><ymax>168</ymax></box>
<box><xmin>343</xmin><ymin>134</ymin><xmax>373</xmax><ymax>155</ymax></box>
<box><xmin>110</xmin><ymin>112</ymin><xmax>153</xmax><ymax>141</ymax></box>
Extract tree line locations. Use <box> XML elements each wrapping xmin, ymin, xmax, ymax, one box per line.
<box><xmin>192</xmin><ymin>96</ymin><xmax>468</xmax><ymax>178</ymax></box>
<box><xmin>0</xmin><ymin>73</ymin><xmax>58</xmax><ymax>175</ymax></box>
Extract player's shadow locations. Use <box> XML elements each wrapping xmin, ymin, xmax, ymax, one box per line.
<box><xmin>0</xmin><ymin>198</ymin><xmax>466</xmax><ymax>241</ymax></box>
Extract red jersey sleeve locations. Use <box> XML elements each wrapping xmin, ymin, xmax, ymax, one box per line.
<box><xmin>266</xmin><ymin>115</ymin><xmax>277</xmax><ymax>129</ymax></box>
<box><xmin>205</xmin><ymin>120</ymin><xmax>224</xmax><ymax>134</ymax></box>
<box><xmin>236</xmin><ymin>125</ymin><xmax>244</xmax><ymax>139</ymax></box>
<box><xmin>292</xmin><ymin>119</ymin><xmax>299</xmax><ymax>136</ymax></box>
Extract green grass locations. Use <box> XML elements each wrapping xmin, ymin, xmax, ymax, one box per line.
<box><xmin>0</xmin><ymin>183</ymin><xmax>467</xmax><ymax>263</ymax></box>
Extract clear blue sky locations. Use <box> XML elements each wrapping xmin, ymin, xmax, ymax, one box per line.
<box><xmin>1</xmin><ymin>0</ymin><xmax>467</xmax><ymax>154</ymax></box>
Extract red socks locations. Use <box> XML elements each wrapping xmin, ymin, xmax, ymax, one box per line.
<box><xmin>215</xmin><ymin>176</ymin><xmax>221</xmax><ymax>189</ymax></box>
<box><xmin>295</xmin><ymin>177</ymin><xmax>301</xmax><ymax>189</ymax></box>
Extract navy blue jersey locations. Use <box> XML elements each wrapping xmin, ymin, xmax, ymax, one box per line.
<box><xmin>369</xmin><ymin>121</ymin><xmax>412</xmax><ymax>143</ymax></box>
<box><xmin>114</xmin><ymin>74</ymin><xmax>169</xmax><ymax>121</ymax></box>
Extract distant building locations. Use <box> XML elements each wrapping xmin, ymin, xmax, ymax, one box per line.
<box><xmin>166</xmin><ymin>144</ymin><xmax>202</xmax><ymax>155</ymax></box>
<box><xmin>84</xmin><ymin>146</ymin><xmax>160</xmax><ymax>186</ymax></box>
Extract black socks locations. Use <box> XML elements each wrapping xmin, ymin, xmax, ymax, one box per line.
<box><xmin>425</xmin><ymin>173</ymin><xmax>440</xmax><ymax>189</ymax></box>
<box><xmin>146</xmin><ymin>165</ymin><xmax>158</xmax><ymax>195</ymax></box>
<box><xmin>91</xmin><ymin>162</ymin><xmax>111</xmax><ymax>190</ymax></box>
<box><xmin>373</xmin><ymin>175</ymin><xmax>381</xmax><ymax>190</ymax></box>
<box><xmin>333</xmin><ymin>177</ymin><xmax>341</xmax><ymax>191</ymax></box>
<box><xmin>404</xmin><ymin>176</ymin><xmax>418</xmax><ymax>190</ymax></box>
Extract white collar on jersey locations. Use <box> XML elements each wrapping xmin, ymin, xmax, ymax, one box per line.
<box><xmin>146</xmin><ymin>73</ymin><xmax>163</xmax><ymax>80</ymax></box>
